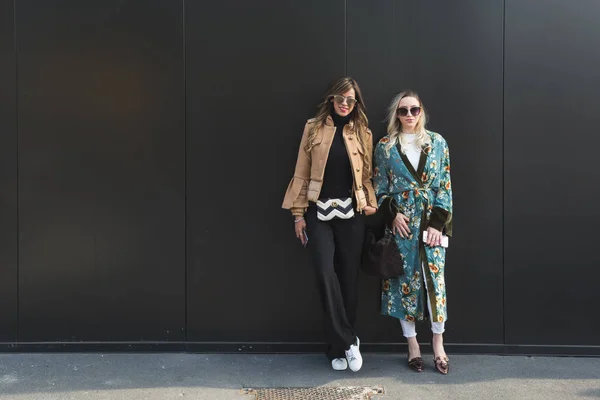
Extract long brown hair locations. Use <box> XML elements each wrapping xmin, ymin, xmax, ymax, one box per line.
<box><xmin>306</xmin><ymin>77</ymin><xmax>369</xmax><ymax>152</ymax></box>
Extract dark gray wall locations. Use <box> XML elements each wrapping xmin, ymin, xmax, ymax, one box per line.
<box><xmin>185</xmin><ymin>0</ymin><xmax>345</xmax><ymax>343</ymax></box>
<box><xmin>0</xmin><ymin>0</ymin><xmax>18</xmax><ymax>342</ymax></box>
<box><xmin>0</xmin><ymin>0</ymin><xmax>598</xmax><ymax>353</ymax></box>
<box><xmin>16</xmin><ymin>0</ymin><xmax>185</xmax><ymax>341</ymax></box>
<box><xmin>504</xmin><ymin>0</ymin><xmax>600</xmax><ymax>346</ymax></box>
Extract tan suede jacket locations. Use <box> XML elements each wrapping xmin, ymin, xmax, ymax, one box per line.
<box><xmin>282</xmin><ymin>115</ymin><xmax>377</xmax><ymax>217</ymax></box>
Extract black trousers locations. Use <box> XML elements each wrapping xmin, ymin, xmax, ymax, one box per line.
<box><xmin>305</xmin><ymin>205</ymin><xmax>365</xmax><ymax>360</ymax></box>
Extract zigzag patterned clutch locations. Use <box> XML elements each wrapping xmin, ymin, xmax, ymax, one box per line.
<box><xmin>316</xmin><ymin>197</ymin><xmax>355</xmax><ymax>221</ymax></box>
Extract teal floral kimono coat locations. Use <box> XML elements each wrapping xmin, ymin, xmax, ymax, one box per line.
<box><xmin>373</xmin><ymin>131</ymin><xmax>453</xmax><ymax>323</ymax></box>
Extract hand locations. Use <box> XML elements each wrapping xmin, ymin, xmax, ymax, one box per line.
<box><xmin>426</xmin><ymin>227</ymin><xmax>442</xmax><ymax>247</ymax></box>
<box><xmin>363</xmin><ymin>206</ymin><xmax>377</xmax><ymax>216</ymax></box>
<box><xmin>294</xmin><ymin>218</ymin><xmax>307</xmax><ymax>246</ymax></box>
<box><xmin>392</xmin><ymin>213</ymin><xmax>411</xmax><ymax>238</ymax></box>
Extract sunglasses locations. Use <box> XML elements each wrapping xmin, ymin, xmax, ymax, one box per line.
<box><xmin>332</xmin><ymin>95</ymin><xmax>358</xmax><ymax>107</ymax></box>
<box><xmin>397</xmin><ymin>107</ymin><xmax>421</xmax><ymax>117</ymax></box>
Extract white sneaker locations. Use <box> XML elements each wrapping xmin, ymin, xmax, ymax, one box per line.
<box><xmin>331</xmin><ymin>357</ymin><xmax>348</xmax><ymax>371</ymax></box>
<box><xmin>345</xmin><ymin>337</ymin><xmax>363</xmax><ymax>372</ymax></box>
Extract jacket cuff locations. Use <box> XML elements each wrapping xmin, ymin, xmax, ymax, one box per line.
<box><xmin>429</xmin><ymin>206</ymin><xmax>451</xmax><ymax>234</ymax></box>
<box><xmin>291</xmin><ymin>208</ymin><xmax>306</xmax><ymax>217</ymax></box>
<box><xmin>365</xmin><ymin>186</ymin><xmax>377</xmax><ymax>208</ymax></box>
<box><xmin>368</xmin><ymin>195</ymin><xmax>378</xmax><ymax>209</ymax></box>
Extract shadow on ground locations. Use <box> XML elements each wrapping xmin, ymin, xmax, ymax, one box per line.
<box><xmin>0</xmin><ymin>353</ymin><xmax>599</xmax><ymax>399</ymax></box>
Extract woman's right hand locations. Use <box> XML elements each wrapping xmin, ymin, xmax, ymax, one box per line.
<box><xmin>295</xmin><ymin>218</ymin><xmax>307</xmax><ymax>246</ymax></box>
<box><xmin>392</xmin><ymin>213</ymin><xmax>411</xmax><ymax>238</ymax></box>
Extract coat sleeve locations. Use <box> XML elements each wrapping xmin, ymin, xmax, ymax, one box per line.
<box><xmin>428</xmin><ymin>139</ymin><xmax>453</xmax><ymax>236</ymax></box>
<box><xmin>373</xmin><ymin>141</ymin><xmax>397</xmax><ymax>227</ymax></box>
<box><xmin>361</xmin><ymin>129</ymin><xmax>377</xmax><ymax>208</ymax></box>
<box><xmin>281</xmin><ymin>121</ymin><xmax>312</xmax><ymax>217</ymax></box>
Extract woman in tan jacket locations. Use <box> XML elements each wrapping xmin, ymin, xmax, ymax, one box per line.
<box><xmin>282</xmin><ymin>77</ymin><xmax>377</xmax><ymax>372</ymax></box>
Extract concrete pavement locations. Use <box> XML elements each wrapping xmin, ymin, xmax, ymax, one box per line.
<box><xmin>1</xmin><ymin>353</ymin><xmax>599</xmax><ymax>399</ymax></box>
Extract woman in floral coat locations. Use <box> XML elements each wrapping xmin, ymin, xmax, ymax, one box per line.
<box><xmin>373</xmin><ymin>90</ymin><xmax>453</xmax><ymax>375</ymax></box>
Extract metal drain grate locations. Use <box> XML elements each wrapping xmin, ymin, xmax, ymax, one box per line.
<box><xmin>242</xmin><ymin>386</ymin><xmax>384</xmax><ymax>400</ymax></box>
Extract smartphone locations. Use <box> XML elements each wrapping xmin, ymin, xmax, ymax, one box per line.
<box><xmin>422</xmin><ymin>231</ymin><xmax>448</xmax><ymax>248</ymax></box>
<box><xmin>302</xmin><ymin>230</ymin><xmax>309</xmax><ymax>247</ymax></box>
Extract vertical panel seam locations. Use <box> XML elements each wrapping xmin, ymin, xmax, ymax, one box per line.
<box><xmin>13</xmin><ymin>0</ymin><xmax>19</xmax><ymax>342</ymax></box>
<box><xmin>392</xmin><ymin>0</ymin><xmax>395</xmax><ymax>92</ymax></box>
<box><xmin>502</xmin><ymin>0</ymin><xmax>506</xmax><ymax>346</ymax></box>
<box><xmin>344</xmin><ymin>0</ymin><xmax>347</xmax><ymax>75</ymax></box>
<box><xmin>183</xmin><ymin>0</ymin><xmax>188</xmax><ymax>342</ymax></box>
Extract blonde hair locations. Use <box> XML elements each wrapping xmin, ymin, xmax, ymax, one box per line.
<box><xmin>384</xmin><ymin>90</ymin><xmax>431</xmax><ymax>156</ymax></box>
<box><xmin>306</xmin><ymin>77</ymin><xmax>369</xmax><ymax>155</ymax></box>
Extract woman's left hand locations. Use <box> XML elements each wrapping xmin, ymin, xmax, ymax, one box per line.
<box><xmin>426</xmin><ymin>227</ymin><xmax>442</xmax><ymax>247</ymax></box>
<box><xmin>363</xmin><ymin>206</ymin><xmax>377</xmax><ymax>216</ymax></box>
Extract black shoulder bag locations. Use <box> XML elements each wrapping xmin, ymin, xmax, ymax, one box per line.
<box><xmin>361</xmin><ymin>197</ymin><xmax>404</xmax><ymax>279</ymax></box>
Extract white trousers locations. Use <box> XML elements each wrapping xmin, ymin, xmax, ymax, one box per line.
<box><xmin>399</xmin><ymin>262</ymin><xmax>445</xmax><ymax>337</ymax></box>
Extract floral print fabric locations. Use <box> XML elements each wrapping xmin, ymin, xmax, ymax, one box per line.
<box><xmin>373</xmin><ymin>131</ymin><xmax>453</xmax><ymax>323</ymax></box>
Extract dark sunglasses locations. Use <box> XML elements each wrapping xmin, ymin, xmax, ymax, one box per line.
<box><xmin>332</xmin><ymin>95</ymin><xmax>358</xmax><ymax>107</ymax></box>
<box><xmin>397</xmin><ymin>106</ymin><xmax>421</xmax><ymax>117</ymax></box>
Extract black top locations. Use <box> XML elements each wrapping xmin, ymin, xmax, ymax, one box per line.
<box><xmin>319</xmin><ymin>113</ymin><xmax>354</xmax><ymax>200</ymax></box>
